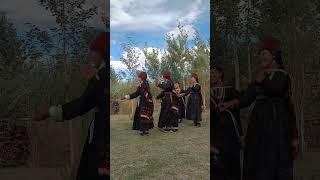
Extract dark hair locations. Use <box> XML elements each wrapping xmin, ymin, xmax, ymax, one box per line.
<box><xmin>272</xmin><ymin>50</ymin><xmax>284</xmax><ymax>69</ymax></box>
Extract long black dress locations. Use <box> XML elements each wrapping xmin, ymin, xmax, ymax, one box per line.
<box><xmin>238</xmin><ymin>69</ymin><xmax>297</xmax><ymax>180</ymax></box>
<box><xmin>176</xmin><ymin>88</ymin><xmax>186</xmax><ymax>121</ymax></box>
<box><xmin>56</xmin><ymin>64</ymin><xmax>108</xmax><ymax>180</ymax></box>
<box><xmin>129</xmin><ymin>80</ymin><xmax>154</xmax><ymax>132</ymax></box>
<box><xmin>211</xmin><ymin>86</ymin><xmax>243</xmax><ymax>180</ymax></box>
<box><xmin>157</xmin><ymin>90</ymin><xmax>181</xmax><ymax>130</ymax></box>
<box><xmin>156</xmin><ymin>79</ymin><xmax>174</xmax><ymax>128</ymax></box>
<box><xmin>185</xmin><ymin>83</ymin><xmax>203</xmax><ymax>125</ymax></box>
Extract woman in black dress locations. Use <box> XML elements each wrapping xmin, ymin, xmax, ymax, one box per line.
<box><xmin>220</xmin><ymin>37</ymin><xmax>299</xmax><ymax>180</ymax></box>
<box><xmin>174</xmin><ymin>81</ymin><xmax>186</xmax><ymax>123</ymax></box>
<box><xmin>156</xmin><ymin>70</ymin><xmax>174</xmax><ymax>130</ymax></box>
<box><xmin>123</xmin><ymin>72</ymin><xmax>154</xmax><ymax>136</ymax></box>
<box><xmin>184</xmin><ymin>73</ymin><xmax>204</xmax><ymax>127</ymax></box>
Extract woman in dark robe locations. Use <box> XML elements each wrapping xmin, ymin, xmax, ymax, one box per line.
<box><xmin>184</xmin><ymin>73</ymin><xmax>204</xmax><ymax>127</ymax></box>
<box><xmin>33</xmin><ymin>32</ymin><xmax>109</xmax><ymax>180</ymax></box>
<box><xmin>122</xmin><ymin>72</ymin><xmax>154</xmax><ymax>136</ymax></box>
<box><xmin>157</xmin><ymin>82</ymin><xmax>184</xmax><ymax>132</ymax></box>
<box><xmin>211</xmin><ymin>64</ymin><xmax>243</xmax><ymax>180</ymax></box>
<box><xmin>156</xmin><ymin>70</ymin><xmax>174</xmax><ymax>130</ymax></box>
<box><xmin>219</xmin><ymin>37</ymin><xmax>299</xmax><ymax>180</ymax></box>
<box><xmin>174</xmin><ymin>81</ymin><xmax>186</xmax><ymax>123</ymax></box>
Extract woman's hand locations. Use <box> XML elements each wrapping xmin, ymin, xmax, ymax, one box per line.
<box><xmin>201</xmin><ymin>105</ymin><xmax>206</xmax><ymax>112</ymax></box>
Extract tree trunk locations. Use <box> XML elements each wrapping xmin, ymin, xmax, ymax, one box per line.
<box><xmin>234</xmin><ymin>40</ymin><xmax>240</xmax><ymax>90</ymax></box>
<box><xmin>300</xmin><ymin>62</ymin><xmax>305</xmax><ymax>157</ymax></box>
<box><xmin>247</xmin><ymin>43</ymin><xmax>252</xmax><ymax>82</ymax></box>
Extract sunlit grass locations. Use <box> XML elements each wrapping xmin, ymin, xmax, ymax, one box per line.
<box><xmin>110</xmin><ymin>111</ymin><xmax>210</xmax><ymax>180</ymax></box>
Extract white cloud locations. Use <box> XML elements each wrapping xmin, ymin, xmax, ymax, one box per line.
<box><xmin>121</xmin><ymin>47</ymin><xmax>165</xmax><ymax>70</ymax></box>
<box><xmin>111</xmin><ymin>47</ymin><xmax>165</xmax><ymax>73</ymax></box>
<box><xmin>166</xmin><ymin>25</ymin><xmax>197</xmax><ymax>40</ymax></box>
<box><xmin>110</xmin><ymin>60</ymin><xmax>127</xmax><ymax>70</ymax></box>
<box><xmin>110</xmin><ymin>0</ymin><xmax>209</xmax><ymax>32</ymax></box>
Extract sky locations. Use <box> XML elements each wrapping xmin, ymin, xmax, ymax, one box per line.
<box><xmin>110</xmin><ymin>0</ymin><xmax>210</xmax><ymax>72</ymax></box>
<box><xmin>0</xmin><ymin>0</ymin><xmax>107</xmax><ymax>35</ymax></box>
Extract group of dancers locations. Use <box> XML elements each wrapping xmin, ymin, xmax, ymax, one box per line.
<box><xmin>212</xmin><ymin>37</ymin><xmax>299</xmax><ymax>180</ymax></box>
<box><xmin>122</xmin><ymin>70</ymin><xmax>205</xmax><ymax>136</ymax></box>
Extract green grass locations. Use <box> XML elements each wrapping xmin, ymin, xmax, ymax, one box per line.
<box><xmin>110</xmin><ymin>112</ymin><xmax>210</xmax><ymax>180</ymax></box>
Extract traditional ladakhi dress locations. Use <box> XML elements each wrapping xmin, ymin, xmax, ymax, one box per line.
<box><xmin>238</xmin><ymin>69</ymin><xmax>298</xmax><ymax>180</ymax></box>
<box><xmin>185</xmin><ymin>83</ymin><xmax>203</xmax><ymax>126</ymax></box>
<box><xmin>176</xmin><ymin>88</ymin><xmax>186</xmax><ymax>122</ymax></box>
<box><xmin>128</xmin><ymin>80</ymin><xmax>154</xmax><ymax>132</ymax></box>
<box><xmin>156</xmin><ymin>79</ymin><xmax>174</xmax><ymax>129</ymax></box>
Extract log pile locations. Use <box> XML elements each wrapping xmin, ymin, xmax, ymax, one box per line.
<box><xmin>110</xmin><ymin>100</ymin><xmax>119</xmax><ymax>115</ymax></box>
<box><xmin>0</xmin><ymin>120</ymin><xmax>30</xmax><ymax>168</ymax></box>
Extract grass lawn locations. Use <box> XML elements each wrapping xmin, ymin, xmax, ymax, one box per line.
<box><xmin>110</xmin><ymin>111</ymin><xmax>210</xmax><ymax>180</ymax></box>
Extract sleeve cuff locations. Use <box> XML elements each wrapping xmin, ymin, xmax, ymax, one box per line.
<box><xmin>125</xmin><ymin>95</ymin><xmax>130</xmax><ymax>100</ymax></box>
<box><xmin>49</xmin><ymin>105</ymin><xmax>64</xmax><ymax>122</ymax></box>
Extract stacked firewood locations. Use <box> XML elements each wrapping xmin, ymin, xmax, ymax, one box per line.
<box><xmin>0</xmin><ymin>120</ymin><xmax>30</xmax><ymax>168</ymax></box>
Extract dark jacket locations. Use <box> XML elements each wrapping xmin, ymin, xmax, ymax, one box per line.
<box><xmin>60</xmin><ymin>64</ymin><xmax>108</xmax><ymax>180</ymax></box>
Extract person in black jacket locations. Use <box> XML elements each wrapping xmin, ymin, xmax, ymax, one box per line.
<box><xmin>32</xmin><ymin>32</ymin><xmax>109</xmax><ymax>180</ymax></box>
<box><xmin>122</xmin><ymin>72</ymin><xmax>154</xmax><ymax>136</ymax></box>
<box><xmin>156</xmin><ymin>70</ymin><xmax>174</xmax><ymax>130</ymax></box>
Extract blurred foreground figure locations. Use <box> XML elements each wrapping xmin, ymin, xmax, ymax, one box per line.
<box><xmin>220</xmin><ymin>37</ymin><xmax>298</xmax><ymax>180</ymax></box>
<box><xmin>211</xmin><ymin>64</ymin><xmax>243</xmax><ymax>180</ymax></box>
<box><xmin>33</xmin><ymin>32</ymin><xmax>109</xmax><ymax>180</ymax></box>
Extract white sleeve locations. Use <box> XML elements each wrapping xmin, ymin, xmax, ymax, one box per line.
<box><xmin>125</xmin><ymin>95</ymin><xmax>130</xmax><ymax>100</ymax></box>
<box><xmin>49</xmin><ymin>105</ymin><xmax>63</xmax><ymax>122</ymax></box>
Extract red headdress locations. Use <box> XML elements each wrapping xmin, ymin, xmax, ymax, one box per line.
<box><xmin>259</xmin><ymin>37</ymin><xmax>281</xmax><ymax>53</ymax></box>
<box><xmin>90</xmin><ymin>32</ymin><xmax>109</xmax><ymax>60</ymax></box>
<box><xmin>138</xmin><ymin>71</ymin><xmax>147</xmax><ymax>80</ymax></box>
<box><xmin>162</xmin><ymin>70</ymin><xmax>171</xmax><ymax>78</ymax></box>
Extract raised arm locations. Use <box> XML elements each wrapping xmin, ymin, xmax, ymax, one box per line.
<box><xmin>158</xmin><ymin>81</ymin><xmax>173</xmax><ymax>92</ymax></box>
<box><xmin>60</xmin><ymin>70</ymin><xmax>106</xmax><ymax>121</ymax></box>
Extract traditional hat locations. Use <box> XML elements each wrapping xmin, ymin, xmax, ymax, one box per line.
<box><xmin>162</xmin><ymin>70</ymin><xmax>171</xmax><ymax>78</ymax></box>
<box><xmin>259</xmin><ymin>37</ymin><xmax>281</xmax><ymax>52</ymax></box>
<box><xmin>138</xmin><ymin>71</ymin><xmax>147</xmax><ymax>80</ymax></box>
<box><xmin>90</xmin><ymin>32</ymin><xmax>109</xmax><ymax>60</ymax></box>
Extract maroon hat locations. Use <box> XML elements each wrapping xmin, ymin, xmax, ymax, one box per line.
<box><xmin>90</xmin><ymin>32</ymin><xmax>109</xmax><ymax>60</ymax></box>
<box><xmin>259</xmin><ymin>37</ymin><xmax>281</xmax><ymax>52</ymax></box>
<box><xmin>138</xmin><ymin>71</ymin><xmax>147</xmax><ymax>80</ymax></box>
<box><xmin>162</xmin><ymin>70</ymin><xmax>171</xmax><ymax>78</ymax></box>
